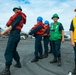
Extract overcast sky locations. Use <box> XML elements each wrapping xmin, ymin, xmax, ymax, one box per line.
<box><xmin>0</xmin><ymin>0</ymin><xmax>76</xmax><ymax>33</ymax></box>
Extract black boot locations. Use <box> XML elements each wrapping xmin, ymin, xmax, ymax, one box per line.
<box><xmin>72</xmin><ymin>62</ymin><xmax>76</xmax><ymax>74</ymax></box>
<box><xmin>43</xmin><ymin>53</ymin><xmax>48</xmax><ymax>58</ymax></box>
<box><xmin>31</xmin><ymin>57</ymin><xmax>38</xmax><ymax>63</ymax></box>
<box><xmin>14</xmin><ymin>62</ymin><xmax>22</xmax><ymax>68</ymax></box>
<box><xmin>57</xmin><ymin>57</ymin><xmax>61</xmax><ymax>66</ymax></box>
<box><xmin>0</xmin><ymin>66</ymin><xmax>11</xmax><ymax>75</ymax></box>
<box><xmin>50</xmin><ymin>57</ymin><xmax>57</xmax><ymax>63</ymax></box>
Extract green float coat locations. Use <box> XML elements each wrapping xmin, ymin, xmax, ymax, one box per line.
<box><xmin>50</xmin><ymin>22</ymin><xmax>62</xmax><ymax>41</ymax></box>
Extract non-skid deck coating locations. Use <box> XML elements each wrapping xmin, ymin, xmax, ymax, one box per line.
<box><xmin>0</xmin><ymin>37</ymin><xmax>75</xmax><ymax>75</ymax></box>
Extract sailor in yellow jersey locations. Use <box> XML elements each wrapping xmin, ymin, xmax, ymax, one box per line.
<box><xmin>70</xmin><ymin>9</ymin><xmax>76</xmax><ymax>74</ymax></box>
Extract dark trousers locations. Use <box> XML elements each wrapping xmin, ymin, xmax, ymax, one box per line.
<box><xmin>5</xmin><ymin>29</ymin><xmax>20</xmax><ymax>66</ymax></box>
<box><xmin>49</xmin><ymin>40</ymin><xmax>52</xmax><ymax>52</ymax></box>
<box><xmin>51</xmin><ymin>39</ymin><xmax>61</xmax><ymax>58</ymax></box>
<box><xmin>34</xmin><ymin>35</ymin><xmax>43</xmax><ymax>57</ymax></box>
<box><xmin>73</xmin><ymin>43</ymin><xmax>76</xmax><ymax>61</ymax></box>
<box><xmin>43</xmin><ymin>36</ymin><xmax>49</xmax><ymax>53</ymax></box>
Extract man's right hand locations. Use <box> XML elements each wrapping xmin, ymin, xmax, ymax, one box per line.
<box><xmin>0</xmin><ymin>32</ymin><xmax>6</xmax><ymax>35</ymax></box>
<box><xmin>71</xmin><ymin>42</ymin><xmax>75</xmax><ymax>47</ymax></box>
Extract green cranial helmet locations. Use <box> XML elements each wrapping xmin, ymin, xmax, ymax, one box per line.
<box><xmin>51</xmin><ymin>13</ymin><xmax>59</xmax><ymax>19</ymax></box>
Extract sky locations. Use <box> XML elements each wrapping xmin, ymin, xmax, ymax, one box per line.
<box><xmin>0</xmin><ymin>0</ymin><xmax>76</xmax><ymax>33</ymax></box>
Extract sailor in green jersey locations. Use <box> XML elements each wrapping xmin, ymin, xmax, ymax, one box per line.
<box><xmin>50</xmin><ymin>13</ymin><xmax>64</xmax><ymax>66</ymax></box>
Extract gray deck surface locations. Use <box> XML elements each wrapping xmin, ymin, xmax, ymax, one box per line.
<box><xmin>0</xmin><ymin>37</ymin><xmax>75</xmax><ymax>75</ymax></box>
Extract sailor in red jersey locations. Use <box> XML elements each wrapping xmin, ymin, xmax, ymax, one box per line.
<box><xmin>42</xmin><ymin>20</ymin><xmax>50</xmax><ymax>58</ymax></box>
<box><xmin>0</xmin><ymin>6</ymin><xmax>26</xmax><ymax>75</ymax></box>
<box><xmin>29</xmin><ymin>16</ymin><xmax>44</xmax><ymax>62</ymax></box>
